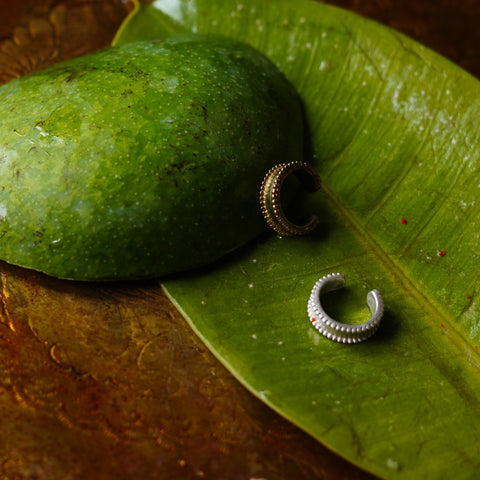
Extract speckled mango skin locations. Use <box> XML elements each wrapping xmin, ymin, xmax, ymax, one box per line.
<box><xmin>0</xmin><ymin>34</ymin><xmax>304</xmax><ymax>280</ymax></box>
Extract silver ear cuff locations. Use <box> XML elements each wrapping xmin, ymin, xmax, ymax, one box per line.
<box><xmin>307</xmin><ymin>273</ymin><xmax>384</xmax><ymax>344</ymax></box>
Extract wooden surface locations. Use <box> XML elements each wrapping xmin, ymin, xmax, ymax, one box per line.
<box><xmin>0</xmin><ymin>1</ymin><xmax>478</xmax><ymax>478</ymax></box>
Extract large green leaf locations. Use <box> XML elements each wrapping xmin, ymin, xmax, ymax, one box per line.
<box><xmin>117</xmin><ymin>1</ymin><xmax>480</xmax><ymax>478</ymax></box>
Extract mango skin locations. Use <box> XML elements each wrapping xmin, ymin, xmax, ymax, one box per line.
<box><xmin>0</xmin><ymin>34</ymin><xmax>304</xmax><ymax>280</ymax></box>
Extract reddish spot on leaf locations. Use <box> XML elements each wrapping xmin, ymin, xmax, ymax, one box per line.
<box><xmin>441</xmin><ymin>324</ymin><xmax>445</xmax><ymax>328</ymax></box>
<box><xmin>438</xmin><ymin>251</ymin><xmax>446</xmax><ymax>257</ymax></box>
<box><xmin>400</xmin><ymin>218</ymin><xmax>408</xmax><ymax>224</ymax></box>
<box><xmin>467</xmin><ymin>294</ymin><xmax>472</xmax><ymax>299</ymax></box>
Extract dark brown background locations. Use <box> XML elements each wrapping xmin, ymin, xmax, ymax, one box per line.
<box><xmin>0</xmin><ymin>1</ymin><xmax>478</xmax><ymax>479</ymax></box>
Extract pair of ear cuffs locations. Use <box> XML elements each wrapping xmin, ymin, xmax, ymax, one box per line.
<box><xmin>259</xmin><ymin>162</ymin><xmax>384</xmax><ymax>343</ymax></box>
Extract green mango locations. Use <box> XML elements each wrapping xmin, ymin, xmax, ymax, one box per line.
<box><xmin>0</xmin><ymin>33</ymin><xmax>304</xmax><ymax>280</ymax></box>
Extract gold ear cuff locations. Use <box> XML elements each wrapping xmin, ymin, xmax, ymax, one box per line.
<box><xmin>260</xmin><ymin>161</ymin><xmax>321</xmax><ymax>236</ymax></box>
